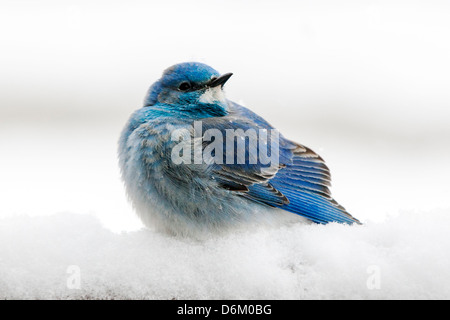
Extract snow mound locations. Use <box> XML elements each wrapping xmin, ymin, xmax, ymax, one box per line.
<box><xmin>1</xmin><ymin>210</ymin><xmax>450</xmax><ymax>299</ymax></box>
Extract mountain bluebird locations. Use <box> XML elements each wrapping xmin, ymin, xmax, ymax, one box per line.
<box><xmin>119</xmin><ymin>62</ymin><xmax>360</xmax><ymax>236</ymax></box>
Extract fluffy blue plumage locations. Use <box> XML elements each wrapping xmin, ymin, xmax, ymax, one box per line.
<box><xmin>119</xmin><ymin>62</ymin><xmax>360</xmax><ymax>236</ymax></box>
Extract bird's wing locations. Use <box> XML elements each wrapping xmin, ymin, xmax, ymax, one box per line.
<box><xmin>199</xmin><ymin>116</ymin><xmax>289</xmax><ymax>205</ymax></box>
<box><xmin>199</xmin><ymin>103</ymin><xmax>360</xmax><ymax>225</ymax></box>
<box><xmin>267</xmin><ymin>143</ymin><xmax>360</xmax><ymax>224</ymax></box>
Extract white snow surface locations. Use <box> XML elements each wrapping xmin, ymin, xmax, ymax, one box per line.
<box><xmin>1</xmin><ymin>210</ymin><xmax>450</xmax><ymax>300</ymax></box>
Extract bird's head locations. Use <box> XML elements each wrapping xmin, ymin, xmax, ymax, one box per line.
<box><xmin>144</xmin><ymin>62</ymin><xmax>232</xmax><ymax>117</ymax></box>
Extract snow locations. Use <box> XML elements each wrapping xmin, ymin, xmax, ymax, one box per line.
<box><xmin>1</xmin><ymin>210</ymin><xmax>450</xmax><ymax>299</ymax></box>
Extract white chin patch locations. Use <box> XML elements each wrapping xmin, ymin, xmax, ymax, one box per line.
<box><xmin>198</xmin><ymin>86</ymin><xmax>226</xmax><ymax>104</ymax></box>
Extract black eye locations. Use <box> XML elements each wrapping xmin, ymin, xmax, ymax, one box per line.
<box><xmin>178</xmin><ymin>82</ymin><xmax>191</xmax><ymax>91</ymax></box>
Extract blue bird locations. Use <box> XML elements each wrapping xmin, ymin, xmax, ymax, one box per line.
<box><xmin>118</xmin><ymin>62</ymin><xmax>360</xmax><ymax>236</ymax></box>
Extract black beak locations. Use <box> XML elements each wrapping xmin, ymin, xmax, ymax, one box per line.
<box><xmin>209</xmin><ymin>72</ymin><xmax>233</xmax><ymax>88</ymax></box>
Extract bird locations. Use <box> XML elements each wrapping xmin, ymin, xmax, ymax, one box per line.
<box><xmin>118</xmin><ymin>62</ymin><xmax>360</xmax><ymax>236</ymax></box>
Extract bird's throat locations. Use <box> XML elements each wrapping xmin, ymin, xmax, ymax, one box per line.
<box><xmin>198</xmin><ymin>86</ymin><xmax>226</xmax><ymax>104</ymax></box>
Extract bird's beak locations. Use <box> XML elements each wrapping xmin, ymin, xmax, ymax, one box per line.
<box><xmin>208</xmin><ymin>73</ymin><xmax>233</xmax><ymax>88</ymax></box>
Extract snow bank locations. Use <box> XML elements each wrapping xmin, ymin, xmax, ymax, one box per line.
<box><xmin>1</xmin><ymin>210</ymin><xmax>450</xmax><ymax>299</ymax></box>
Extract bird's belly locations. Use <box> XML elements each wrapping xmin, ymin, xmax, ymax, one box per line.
<box><xmin>128</xmin><ymin>163</ymin><xmax>307</xmax><ymax>237</ymax></box>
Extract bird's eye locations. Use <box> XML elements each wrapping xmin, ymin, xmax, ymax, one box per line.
<box><xmin>178</xmin><ymin>82</ymin><xmax>191</xmax><ymax>91</ymax></box>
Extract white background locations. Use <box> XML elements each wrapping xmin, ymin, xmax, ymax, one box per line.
<box><xmin>1</xmin><ymin>0</ymin><xmax>449</xmax><ymax>299</ymax></box>
<box><xmin>2</xmin><ymin>0</ymin><xmax>449</xmax><ymax>230</ymax></box>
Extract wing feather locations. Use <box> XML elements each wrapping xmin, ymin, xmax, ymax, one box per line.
<box><xmin>197</xmin><ymin>102</ymin><xmax>361</xmax><ymax>225</ymax></box>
